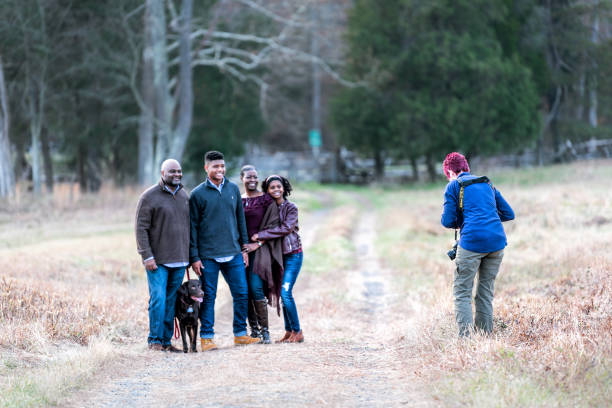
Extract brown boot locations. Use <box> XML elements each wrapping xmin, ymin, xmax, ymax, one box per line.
<box><xmin>234</xmin><ymin>335</ymin><xmax>261</xmax><ymax>345</ymax></box>
<box><xmin>247</xmin><ymin>300</ymin><xmax>261</xmax><ymax>339</ymax></box>
<box><xmin>200</xmin><ymin>338</ymin><xmax>218</xmax><ymax>351</ymax></box>
<box><xmin>288</xmin><ymin>331</ymin><xmax>304</xmax><ymax>343</ymax></box>
<box><xmin>275</xmin><ymin>331</ymin><xmax>292</xmax><ymax>343</ymax></box>
<box><xmin>148</xmin><ymin>343</ymin><xmax>164</xmax><ymax>351</ymax></box>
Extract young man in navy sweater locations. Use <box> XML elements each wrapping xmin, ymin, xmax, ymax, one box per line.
<box><xmin>190</xmin><ymin>151</ymin><xmax>260</xmax><ymax>350</ymax></box>
<box><xmin>441</xmin><ymin>152</ymin><xmax>515</xmax><ymax>337</ymax></box>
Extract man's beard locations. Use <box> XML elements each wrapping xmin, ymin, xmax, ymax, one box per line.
<box><xmin>164</xmin><ymin>176</ymin><xmax>181</xmax><ymax>186</ymax></box>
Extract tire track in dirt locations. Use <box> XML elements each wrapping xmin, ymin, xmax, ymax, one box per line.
<box><xmin>65</xmin><ymin>197</ymin><xmax>431</xmax><ymax>407</ymax></box>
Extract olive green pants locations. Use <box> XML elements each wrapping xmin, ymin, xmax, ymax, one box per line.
<box><xmin>454</xmin><ymin>246</ymin><xmax>504</xmax><ymax>336</ymax></box>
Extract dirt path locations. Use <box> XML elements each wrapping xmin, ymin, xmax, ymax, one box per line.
<box><xmin>65</xmin><ymin>201</ymin><xmax>430</xmax><ymax>407</ymax></box>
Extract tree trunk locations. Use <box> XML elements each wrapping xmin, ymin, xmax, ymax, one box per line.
<box><xmin>589</xmin><ymin>10</ymin><xmax>599</xmax><ymax>129</ymax></box>
<box><xmin>576</xmin><ymin>72</ymin><xmax>585</xmax><ymax>121</ymax></box>
<box><xmin>78</xmin><ymin>144</ymin><xmax>87</xmax><ymax>193</ymax></box>
<box><xmin>373</xmin><ymin>149</ymin><xmax>384</xmax><ymax>180</ymax></box>
<box><xmin>426</xmin><ymin>153</ymin><xmax>436</xmax><ymax>182</ymax></box>
<box><xmin>138</xmin><ymin>6</ymin><xmax>155</xmax><ymax>185</ymax></box>
<box><xmin>169</xmin><ymin>0</ymin><xmax>194</xmax><ymax>161</ymax></box>
<box><xmin>41</xmin><ymin>127</ymin><xmax>53</xmax><ymax>193</ymax></box>
<box><xmin>30</xmin><ymin>116</ymin><xmax>42</xmax><ymax>194</ymax></box>
<box><xmin>148</xmin><ymin>0</ymin><xmax>171</xmax><ymax>170</ymax></box>
<box><xmin>0</xmin><ymin>57</ymin><xmax>15</xmax><ymax>198</ymax></box>
<box><xmin>539</xmin><ymin>87</ymin><xmax>562</xmax><ymax>166</ymax></box>
<box><xmin>410</xmin><ymin>156</ymin><xmax>419</xmax><ymax>181</ymax></box>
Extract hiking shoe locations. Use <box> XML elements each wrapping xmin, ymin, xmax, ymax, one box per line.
<box><xmin>163</xmin><ymin>345</ymin><xmax>182</xmax><ymax>353</ymax></box>
<box><xmin>200</xmin><ymin>338</ymin><xmax>218</xmax><ymax>351</ymax></box>
<box><xmin>148</xmin><ymin>343</ymin><xmax>164</xmax><ymax>351</ymax></box>
<box><xmin>234</xmin><ymin>335</ymin><xmax>261</xmax><ymax>345</ymax></box>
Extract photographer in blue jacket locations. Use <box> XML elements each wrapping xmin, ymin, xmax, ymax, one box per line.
<box><xmin>441</xmin><ymin>152</ymin><xmax>515</xmax><ymax>337</ymax></box>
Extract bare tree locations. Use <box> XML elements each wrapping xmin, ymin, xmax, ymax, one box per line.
<box><xmin>589</xmin><ymin>3</ymin><xmax>599</xmax><ymax>129</ymax></box>
<box><xmin>138</xmin><ymin>10</ymin><xmax>155</xmax><ymax>185</ymax></box>
<box><xmin>140</xmin><ymin>0</ymin><xmax>193</xmax><ymax>180</ymax></box>
<box><xmin>131</xmin><ymin>0</ymin><xmax>355</xmax><ymax>182</ymax></box>
<box><xmin>0</xmin><ymin>56</ymin><xmax>15</xmax><ymax>197</ymax></box>
<box><xmin>20</xmin><ymin>0</ymin><xmax>49</xmax><ymax>194</ymax></box>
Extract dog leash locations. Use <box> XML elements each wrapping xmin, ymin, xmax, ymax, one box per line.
<box><xmin>174</xmin><ymin>318</ymin><xmax>181</xmax><ymax>339</ymax></box>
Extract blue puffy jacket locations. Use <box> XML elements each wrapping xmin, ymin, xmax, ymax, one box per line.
<box><xmin>441</xmin><ymin>172</ymin><xmax>515</xmax><ymax>253</ymax></box>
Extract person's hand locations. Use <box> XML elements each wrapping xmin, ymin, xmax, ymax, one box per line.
<box><xmin>144</xmin><ymin>258</ymin><xmax>158</xmax><ymax>271</ymax></box>
<box><xmin>242</xmin><ymin>252</ymin><xmax>249</xmax><ymax>267</ymax></box>
<box><xmin>251</xmin><ymin>233</ymin><xmax>259</xmax><ymax>241</ymax></box>
<box><xmin>191</xmin><ymin>260</ymin><xmax>203</xmax><ymax>276</ymax></box>
<box><xmin>243</xmin><ymin>242</ymin><xmax>260</xmax><ymax>253</ymax></box>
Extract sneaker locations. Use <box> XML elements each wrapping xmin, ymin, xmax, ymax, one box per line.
<box><xmin>163</xmin><ymin>345</ymin><xmax>182</xmax><ymax>353</ymax></box>
<box><xmin>234</xmin><ymin>335</ymin><xmax>261</xmax><ymax>345</ymax></box>
<box><xmin>148</xmin><ymin>343</ymin><xmax>164</xmax><ymax>351</ymax></box>
<box><xmin>200</xmin><ymin>338</ymin><xmax>218</xmax><ymax>351</ymax></box>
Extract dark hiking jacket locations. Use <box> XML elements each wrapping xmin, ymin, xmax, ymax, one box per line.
<box><xmin>189</xmin><ymin>178</ymin><xmax>248</xmax><ymax>262</ymax></box>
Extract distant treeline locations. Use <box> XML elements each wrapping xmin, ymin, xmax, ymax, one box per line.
<box><xmin>333</xmin><ymin>0</ymin><xmax>612</xmax><ymax>180</ymax></box>
<box><xmin>0</xmin><ymin>0</ymin><xmax>611</xmax><ymax>195</ymax></box>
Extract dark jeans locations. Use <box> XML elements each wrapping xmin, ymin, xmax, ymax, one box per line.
<box><xmin>246</xmin><ymin>251</ymin><xmax>266</xmax><ymax>301</ymax></box>
<box><xmin>146</xmin><ymin>264</ymin><xmax>185</xmax><ymax>346</ymax></box>
<box><xmin>199</xmin><ymin>254</ymin><xmax>248</xmax><ymax>338</ymax></box>
<box><xmin>281</xmin><ymin>252</ymin><xmax>303</xmax><ymax>332</ymax></box>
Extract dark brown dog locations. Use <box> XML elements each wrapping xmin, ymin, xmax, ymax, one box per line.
<box><xmin>175</xmin><ymin>279</ymin><xmax>204</xmax><ymax>353</ymax></box>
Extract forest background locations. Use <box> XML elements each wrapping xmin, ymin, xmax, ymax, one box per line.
<box><xmin>0</xmin><ymin>0</ymin><xmax>612</xmax><ymax>195</ymax></box>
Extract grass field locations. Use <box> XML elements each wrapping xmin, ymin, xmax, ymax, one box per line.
<box><xmin>0</xmin><ymin>160</ymin><xmax>610</xmax><ymax>407</ymax></box>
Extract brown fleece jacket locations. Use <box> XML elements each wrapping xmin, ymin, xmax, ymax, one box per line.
<box><xmin>135</xmin><ymin>180</ymin><xmax>190</xmax><ymax>264</ymax></box>
<box><xmin>253</xmin><ymin>202</ymin><xmax>285</xmax><ymax>314</ymax></box>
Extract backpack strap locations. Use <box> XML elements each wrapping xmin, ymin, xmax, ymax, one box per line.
<box><xmin>458</xmin><ymin>176</ymin><xmax>491</xmax><ymax>211</ymax></box>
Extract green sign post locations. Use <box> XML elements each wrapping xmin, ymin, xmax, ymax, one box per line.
<box><xmin>309</xmin><ymin>129</ymin><xmax>322</xmax><ymax>147</ymax></box>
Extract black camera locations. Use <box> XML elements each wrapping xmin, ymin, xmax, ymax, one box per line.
<box><xmin>447</xmin><ymin>241</ymin><xmax>458</xmax><ymax>260</ymax></box>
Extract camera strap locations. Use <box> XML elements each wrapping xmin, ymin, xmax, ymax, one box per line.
<box><xmin>454</xmin><ymin>176</ymin><xmax>492</xmax><ymax>243</ymax></box>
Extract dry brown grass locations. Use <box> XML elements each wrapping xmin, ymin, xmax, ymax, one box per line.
<box><xmin>0</xmin><ymin>277</ymin><xmax>143</xmax><ymax>349</ymax></box>
<box><xmin>0</xmin><ymin>185</ymin><xmax>148</xmax><ymax>407</ymax></box>
<box><xmin>375</xmin><ymin>160</ymin><xmax>612</xmax><ymax>406</ymax></box>
<box><xmin>0</xmin><ymin>182</ymin><xmax>347</xmax><ymax>407</ymax></box>
<box><xmin>1</xmin><ymin>163</ymin><xmax>610</xmax><ymax>407</ymax></box>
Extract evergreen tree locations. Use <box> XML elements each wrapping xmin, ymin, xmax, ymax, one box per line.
<box><xmin>333</xmin><ymin>0</ymin><xmax>541</xmax><ymax>179</ymax></box>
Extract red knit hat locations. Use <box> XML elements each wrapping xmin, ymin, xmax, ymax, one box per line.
<box><xmin>443</xmin><ymin>152</ymin><xmax>470</xmax><ymax>179</ymax></box>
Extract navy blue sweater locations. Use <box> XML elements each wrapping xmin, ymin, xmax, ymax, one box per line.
<box><xmin>441</xmin><ymin>172</ymin><xmax>515</xmax><ymax>253</ymax></box>
<box><xmin>189</xmin><ymin>179</ymin><xmax>248</xmax><ymax>262</ymax></box>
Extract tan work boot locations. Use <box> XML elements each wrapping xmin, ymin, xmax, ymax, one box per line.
<box><xmin>234</xmin><ymin>335</ymin><xmax>261</xmax><ymax>345</ymax></box>
<box><xmin>200</xmin><ymin>338</ymin><xmax>218</xmax><ymax>351</ymax></box>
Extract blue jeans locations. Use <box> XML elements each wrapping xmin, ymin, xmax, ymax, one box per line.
<box><xmin>146</xmin><ymin>264</ymin><xmax>185</xmax><ymax>346</ymax></box>
<box><xmin>281</xmin><ymin>252</ymin><xmax>303</xmax><ymax>332</ymax></box>
<box><xmin>199</xmin><ymin>255</ymin><xmax>248</xmax><ymax>338</ymax></box>
<box><xmin>247</xmin><ymin>252</ymin><xmax>266</xmax><ymax>301</ymax></box>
